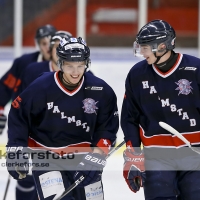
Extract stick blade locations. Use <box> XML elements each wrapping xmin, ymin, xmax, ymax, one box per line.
<box><xmin>159</xmin><ymin>122</ymin><xmax>179</xmax><ymax>135</ymax></box>
<box><xmin>52</xmin><ymin>188</ymin><xmax>65</xmax><ymax>200</ymax></box>
<box><xmin>190</xmin><ymin>146</ymin><xmax>200</xmax><ymax>155</ymax></box>
<box><xmin>159</xmin><ymin>122</ymin><xmax>200</xmax><ymax>155</ymax></box>
<box><xmin>159</xmin><ymin>121</ymin><xmax>190</xmax><ymax>146</ymax></box>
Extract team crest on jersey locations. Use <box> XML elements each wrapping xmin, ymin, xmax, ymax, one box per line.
<box><xmin>82</xmin><ymin>98</ymin><xmax>98</xmax><ymax>114</ymax></box>
<box><xmin>175</xmin><ymin>79</ymin><xmax>193</xmax><ymax>95</ymax></box>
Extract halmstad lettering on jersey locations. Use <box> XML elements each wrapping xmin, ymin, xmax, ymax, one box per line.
<box><xmin>47</xmin><ymin>102</ymin><xmax>90</xmax><ymax>132</ymax></box>
<box><xmin>142</xmin><ymin>80</ymin><xmax>196</xmax><ymax>127</ymax></box>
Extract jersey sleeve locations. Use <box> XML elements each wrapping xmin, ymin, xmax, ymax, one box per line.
<box><xmin>121</xmin><ymin>71</ymin><xmax>142</xmax><ymax>149</ymax></box>
<box><xmin>18</xmin><ymin>63</ymin><xmax>33</xmax><ymax>93</ymax></box>
<box><xmin>7</xmin><ymin>83</ymin><xmax>45</xmax><ymax>147</ymax></box>
<box><xmin>92</xmin><ymin>86</ymin><xmax>119</xmax><ymax>154</ymax></box>
<box><xmin>0</xmin><ymin>58</ymin><xmax>22</xmax><ymax>107</ymax></box>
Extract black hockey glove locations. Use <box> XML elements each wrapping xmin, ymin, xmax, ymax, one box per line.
<box><xmin>0</xmin><ymin>114</ymin><xmax>7</xmax><ymax>134</ymax></box>
<box><xmin>74</xmin><ymin>153</ymin><xmax>106</xmax><ymax>187</ymax></box>
<box><xmin>6</xmin><ymin>147</ymin><xmax>29</xmax><ymax>180</ymax></box>
<box><xmin>123</xmin><ymin>149</ymin><xmax>146</xmax><ymax>193</ymax></box>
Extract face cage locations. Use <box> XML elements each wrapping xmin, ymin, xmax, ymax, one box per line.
<box><xmin>133</xmin><ymin>41</ymin><xmax>160</xmax><ymax>57</ymax></box>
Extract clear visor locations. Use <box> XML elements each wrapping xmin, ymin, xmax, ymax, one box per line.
<box><xmin>133</xmin><ymin>41</ymin><xmax>158</xmax><ymax>57</ymax></box>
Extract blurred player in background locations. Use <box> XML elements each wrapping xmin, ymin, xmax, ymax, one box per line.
<box><xmin>0</xmin><ymin>24</ymin><xmax>56</xmax><ymax>132</ymax></box>
<box><xmin>0</xmin><ymin>24</ymin><xmax>56</xmax><ymax>200</ymax></box>
<box><xmin>20</xmin><ymin>30</ymin><xmax>72</xmax><ymax>91</ymax></box>
<box><xmin>6</xmin><ymin>37</ymin><xmax>119</xmax><ymax>200</ymax></box>
<box><xmin>121</xmin><ymin>19</ymin><xmax>200</xmax><ymax>200</ymax></box>
<box><xmin>20</xmin><ymin>30</ymin><xmax>94</xmax><ymax>92</ymax></box>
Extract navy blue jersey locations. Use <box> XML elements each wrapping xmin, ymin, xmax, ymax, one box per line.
<box><xmin>20</xmin><ymin>61</ymin><xmax>51</xmax><ymax>92</ymax></box>
<box><xmin>7</xmin><ymin>71</ymin><xmax>119</xmax><ymax>154</ymax></box>
<box><xmin>0</xmin><ymin>51</ymin><xmax>40</xmax><ymax>107</ymax></box>
<box><xmin>121</xmin><ymin>53</ymin><xmax>200</xmax><ymax>148</ymax></box>
<box><xmin>20</xmin><ymin>61</ymin><xmax>94</xmax><ymax>92</ymax></box>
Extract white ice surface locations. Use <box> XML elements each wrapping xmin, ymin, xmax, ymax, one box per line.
<box><xmin>0</xmin><ymin>47</ymin><xmax>198</xmax><ymax>200</ymax></box>
<box><xmin>0</xmin><ymin>55</ymin><xmax>145</xmax><ymax>199</ymax></box>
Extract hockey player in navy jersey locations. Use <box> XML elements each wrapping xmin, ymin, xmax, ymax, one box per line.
<box><xmin>0</xmin><ymin>24</ymin><xmax>56</xmax><ymax>200</ymax></box>
<box><xmin>121</xmin><ymin>19</ymin><xmax>200</xmax><ymax>200</ymax></box>
<box><xmin>6</xmin><ymin>37</ymin><xmax>119</xmax><ymax>200</ymax></box>
<box><xmin>0</xmin><ymin>24</ymin><xmax>56</xmax><ymax>134</ymax></box>
<box><xmin>21</xmin><ymin>31</ymin><xmax>94</xmax><ymax>93</ymax></box>
<box><xmin>19</xmin><ymin>30</ymin><xmax>72</xmax><ymax>92</ymax></box>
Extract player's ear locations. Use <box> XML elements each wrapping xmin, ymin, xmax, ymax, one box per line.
<box><xmin>157</xmin><ymin>43</ymin><xmax>167</xmax><ymax>53</ymax></box>
<box><xmin>159</xmin><ymin>43</ymin><xmax>166</xmax><ymax>50</ymax></box>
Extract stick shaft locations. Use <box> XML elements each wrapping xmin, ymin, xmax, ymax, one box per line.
<box><xmin>106</xmin><ymin>141</ymin><xmax>125</xmax><ymax>158</ymax></box>
<box><xmin>159</xmin><ymin>121</ymin><xmax>200</xmax><ymax>155</ymax></box>
<box><xmin>159</xmin><ymin>122</ymin><xmax>191</xmax><ymax>146</ymax></box>
<box><xmin>3</xmin><ymin>175</ymin><xmax>11</xmax><ymax>200</ymax></box>
<box><xmin>53</xmin><ymin>141</ymin><xmax>125</xmax><ymax>200</ymax></box>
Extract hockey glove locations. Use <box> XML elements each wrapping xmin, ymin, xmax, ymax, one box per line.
<box><xmin>6</xmin><ymin>147</ymin><xmax>29</xmax><ymax>180</ymax></box>
<box><xmin>123</xmin><ymin>149</ymin><xmax>145</xmax><ymax>193</ymax></box>
<box><xmin>0</xmin><ymin>108</ymin><xmax>7</xmax><ymax>134</ymax></box>
<box><xmin>74</xmin><ymin>153</ymin><xmax>106</xmax><ymax>187</ymax></box>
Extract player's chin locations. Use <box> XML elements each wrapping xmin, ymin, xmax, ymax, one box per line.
<box><xmin>43</xmin><ymin>54</ymin><xmax>51</xmax><ymax>61</ymax></box>
<box><xmin>146</xmin><ymin>58</ymin><xmax>154</xmax><ymax>65</ymax></box>
<box><xmin>70</xmin><ymin>78</ymin><xmax>81</xmax><ymax>85</ymax></box>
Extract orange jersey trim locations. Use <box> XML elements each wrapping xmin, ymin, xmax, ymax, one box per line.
<box><xmin>3</xmin><ymin>73</ymin><xmax>17</xmax><ymax>89</ymax></box>
<box><xmin>28</xmin><ymin>137</ymin><xmax>92</xmax><ymax>155</ymax></box>
<box><xmin>55</xmin><ymin>71</ymin><xmax>84</xmax><ymax>95</ymax></box>
<box><xmin>152</xmin><ymin>53</ymin><xmax>183</xmax><ymax>78</ymax></box>
<box><xmin>154</xmin><ymin>53</ymin><xmax>181</xmax><ymax>76</ymax></box>
<box><xmin>0</xmin><ymin>107</ymin><xmax>4</xmax><ymax>115</ymax></box>
<box><xmin>96</xmin><ymin>138</ymin><xmax>111</xmax><ymax>155</ymax></box>
<box><xmin>139</xmin><ymin>126</ymin><xmax>200</xmax><ymax>148</ymax></box>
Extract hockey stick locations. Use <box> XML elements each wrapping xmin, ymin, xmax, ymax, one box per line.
<box><xmin>53</xmin><ymin>141</ymin><xmax>126</xmax><ymax>200</ymax></box>
<box><xmin>159</xmin><ymin>121</ymin><xmax>200</xmax><ymax>154</ymax></box>
<box><xmin>3</xmin><ymin>175</ymin><xmax>11</xmax><ymax>200</ymax></box>
<box><xmin>3</xmin><ymin>168</ymin><xmax>26</xmax><ymax>200</ymax></box>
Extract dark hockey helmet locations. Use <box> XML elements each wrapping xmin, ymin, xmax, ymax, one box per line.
<box><xmin>134</xmin><ymin>19</ymin><xmax>176</xmax><ymax>56</ymax></box>
<box><xmin>56</xmin><ymin>37</ymin><xmax>90</xmax><ymax>68</ymax></box>
<box><xmin>35</xmin><ymin>24</ymin><xmax>57</xmax><ymax>43</ymax></box>
<box><xmin>50</xmin><ymin>30</ymin><xmax>72</xmax><ymax>50</ymax></box>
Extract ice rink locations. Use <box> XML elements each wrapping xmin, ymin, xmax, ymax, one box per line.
<box><xmin>0</xmin><ymin>47</ymin><xmax>198</xmax><ymax>200</ymax></box>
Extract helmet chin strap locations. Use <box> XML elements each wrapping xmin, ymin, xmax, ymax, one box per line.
<box><xmin>153</xmin><ymin>49</ymin><xmax>169</xmax><ymax>64</ymax></box>
<box><xmin>62</xmin><ymin>66</ymin><xmax>87</xmax><ymax>86</ymax></box>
